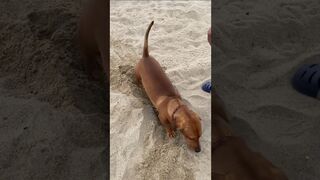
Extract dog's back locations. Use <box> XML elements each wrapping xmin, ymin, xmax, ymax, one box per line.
<box><xmin>135</xmin><ymin>21</ymin><xmax>179</xmax><ymax>106</ymax></box>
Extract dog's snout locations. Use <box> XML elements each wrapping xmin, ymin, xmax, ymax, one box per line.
<box><xmin>195</xmin><ymin>147</ymin><xmax>201</xmax><ymax>152</ymax></box>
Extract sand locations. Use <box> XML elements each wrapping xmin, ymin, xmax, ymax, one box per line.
<box><xmin>0</xmin><ymin>0</ymin><xmax>107</xmax><ymax>179</ymax></box>
<box><xmin>110</xmin><ymin>1</ymin><xmax>211</xmax><ymax>180</ymax></box>
<box><xmin>214</xmin><ymin>0</ymin><xmax>320</xmax><ymax>179</ymax></box>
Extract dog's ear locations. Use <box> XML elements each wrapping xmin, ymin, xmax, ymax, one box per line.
<box><xmin>190</xmin><ymin>111</ymin><xmax>201</xmax><ymax>121</ymax></box>
<box><xmin>173</xmin><ymin>113</ymin><xmax>185</xmax><ymax>130</ymax></box>
<box><xmin>167</xmin><ymin>99</ymin><xmax>182</xmax><ymax>115</ymax></box>
<box><xmin>172</xmin><ymin>112</ymin><xmax>178</xmax><ymax>130</ymax></box>
<box><xmin>170</xmin><ymin>113</ymin><xmax>178</xmax><ymax>130</ymax></box>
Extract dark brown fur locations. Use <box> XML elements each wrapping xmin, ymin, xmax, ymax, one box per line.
<box><xmin>135</xmin><ymin>21</ymin><xmax>202</xmax><ymax>152</ymax></box>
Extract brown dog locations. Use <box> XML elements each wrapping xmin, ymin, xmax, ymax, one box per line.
<box><xmin>79</xmin><ymin>0</ymin><xmax>109</xmax><ymax>81</ymax></box>
<box><xmin>135</xmin><ymin>21</ymin><xmax>202</xmax><ymax>152</ymax></box>
<box><xmin>213</xmin><ymin>90</ymin><xmax>288</xmax><ymax>179</ymax></box>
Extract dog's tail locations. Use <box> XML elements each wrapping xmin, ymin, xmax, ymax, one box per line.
<box><xmin>143</xmin><ymin>21</ymin><xmax>154</xmax><ymax>58</ymax></box>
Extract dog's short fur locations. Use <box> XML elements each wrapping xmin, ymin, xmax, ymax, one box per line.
<box><xmin>79</xmin><ymin>0</ymin><xmax>109</xmax><ymax>81</ymax></box>
<box><xmin>213</xmin><ymin>90</ymin><xmax>288</xmax><ymax>179</ymax></box>
<box><xmin>135</xmin><ymin>21</ymin><xmax>202</xmax><ymax>152</ymax></box>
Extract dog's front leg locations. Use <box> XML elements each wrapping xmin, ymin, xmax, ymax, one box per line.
<box><xmin>158</xmin><ymin>113</ymin><xmax>176</xmax><ymax>138</ymax></box>
<box><xmin>166</xmin><ymin>127</ymin><xmax>176</xmax><ymax>138</ymax></box>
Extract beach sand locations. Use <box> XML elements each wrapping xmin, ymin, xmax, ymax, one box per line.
<box><xmin>0</xmin><ymin>0</ymin><xmax>107</xmax><ymax>179</ymax></box>
<box><xmin>214</xmin><ymin>0</ymin><xmax>320</xmax><ymax>179</ymax></box>
<box><xmin>110</xmin><ymin>1</ymin><xmax>211</xmax><ymax>180</ymax></box>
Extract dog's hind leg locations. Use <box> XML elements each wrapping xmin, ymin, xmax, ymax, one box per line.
<box><xmin>134</xmin><ymin>64</ymin><xmax>142</xmax><ymax>85</ymax></box>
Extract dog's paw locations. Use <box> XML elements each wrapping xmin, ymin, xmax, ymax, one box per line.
<box><xmin>167</xmin><ymin>129</ymin><xmax>176</xmax><ymax>138</ymax></box>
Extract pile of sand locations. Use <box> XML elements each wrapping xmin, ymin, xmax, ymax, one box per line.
<box><xmin>214</xmin><ymin>0</ymin><xmax>320</xmax><ymax>179</ymax></box>
<box><xmin>110</xmin><ymin>1</ymin><xmax>211</xmax><ymax>180</ymax></box>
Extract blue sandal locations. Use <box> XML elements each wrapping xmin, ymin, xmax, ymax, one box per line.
<box><xmin>292</xmin><ymin>64</ymin><xmax>320</xmax><ymax>99</ymax></box>
<box><xmin>201</xmin><ymin>80</ymin><xmax>212</xmax><ymax>93</ymax></box>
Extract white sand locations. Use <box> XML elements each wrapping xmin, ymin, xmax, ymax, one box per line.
<box><xmin>110</xmin><ymin>1</ymin><xmax>211</xmax><ymax>180</ymax></box>
<box><xmin>214</xmin><ymin>0</ymin><xmax>320</xmax><ymax>179</ymax></box>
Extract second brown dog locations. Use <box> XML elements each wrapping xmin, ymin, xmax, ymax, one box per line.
<box><xmin>135</xmin><ymin>21</ymin><xmax>202</xmax><ymax>152</ymax></box>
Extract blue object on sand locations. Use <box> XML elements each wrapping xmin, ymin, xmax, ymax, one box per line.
<box><xmin>201</xmin><ymin>80</ymin><xmax>212</xmax><ymax>93</ymax></box>
<box><xmin>292</xmin><ymin>64</ymin><xmax>320</xmax><ymax>98</ymax></box>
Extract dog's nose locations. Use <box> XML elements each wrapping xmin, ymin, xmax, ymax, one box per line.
<box><xmin>195</xmin><ymin>147</ymin><xmax>201</xmax><ymax>152</ymax></box>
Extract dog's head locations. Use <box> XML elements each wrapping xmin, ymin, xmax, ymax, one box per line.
<box><xmin>174</xmin><ymin>106</ymin><xmax>202</xmax><ymax>152</ymax></box>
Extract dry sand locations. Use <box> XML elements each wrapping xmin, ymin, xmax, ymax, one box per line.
<box><xmin>0</xmin><ymin>0</ymin><xmax>107</xmax><ymax>179</ymax></box>
<box><xmin>110</xmin><ymin>1</ymin><xmax>211</xmax><ymax>180</ymax></box>
<box><xmin>214</xmin><ymin>0</ymin><xmax>320</xmax><ymax>179</ymax></box>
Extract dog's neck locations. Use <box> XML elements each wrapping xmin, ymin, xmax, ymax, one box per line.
<box><xmin>170</xmin><ymin>102</ymin><xmax>186</xmax><ymax>130</ymax></box>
